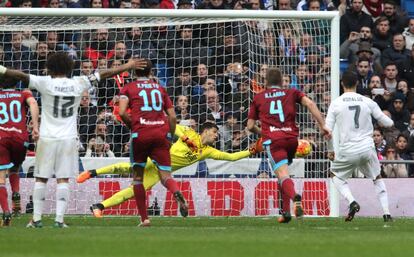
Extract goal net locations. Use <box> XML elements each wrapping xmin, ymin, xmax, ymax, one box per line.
<box><xmin>0</xmin><ymin>9</ymin><xmax>340</xmax><ymax>217</ymax></box>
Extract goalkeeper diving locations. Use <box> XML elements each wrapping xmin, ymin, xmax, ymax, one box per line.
<box><xmin>77</xmin><ymin>122</ymin><xmax>263</xmax><ymax>217</ymax></box>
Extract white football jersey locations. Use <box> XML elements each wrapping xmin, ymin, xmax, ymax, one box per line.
<box><xmin>326</xmin><ymin>92</ymin><xmax>393</xmax><ymax>155</ymax></box>
<box><xmin>29</xmin><ymin>73</ymin><xmax>100</xmax><ymax>139</ymax></box>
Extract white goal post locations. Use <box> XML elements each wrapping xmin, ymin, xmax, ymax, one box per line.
<box><xmin>0</xmin><ymin>8</ymin><xmax>340</xmax><ymax>217</ymax></box>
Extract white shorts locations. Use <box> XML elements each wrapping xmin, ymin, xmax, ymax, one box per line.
<box><xmin>331</xmin><ymin>148</ymin><xmax>380</xmax><ymax>180</ymax></box>
<box><xmin>34</xmin><ymin>137</ymin><xmax>78</xmax><ymax>179</ymax></box>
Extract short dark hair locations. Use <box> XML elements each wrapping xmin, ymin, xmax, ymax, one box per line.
<box><xmin>341</xmin><ymin>72</ymin><xmax>358</xmax><ymax>89</ymax></box>
<box><xmin>134</xmin><ymin>59</ymin><xmax>152</xmax><ymax>77</ymax></box>
<box><xmin>200</xmin><ymin>121</ymin><xmax>219</xmax><ymax>133</ymax></box>
<box><xmin>0</xmin><ymin>75</ymin><xmax>19</xmax><ymax>89</ymax></box>
<box><xmin>46</xmin><ymin>52</ymin><xmax>74</xmax><ymax>77</ymax></box>
<box><xmin>266</xmin><ymin>67</ymin><xmax>282</xmax><ymax>87</ymax></box>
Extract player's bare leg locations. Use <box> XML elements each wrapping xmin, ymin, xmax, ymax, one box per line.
<box><xmin>275</xmin><ymin>164</ymin><xmax>303</xmax><ymax>223</ymax></box>
<box><xmin>9</xmin><ymin>167</ymin><xmax>21</xmax><ymax>216</ymax></box>
<box><xmin>133</xmin><ymin>165</ymin><xmax>150</xmax><ymax>227</ymax></box>
<box><xmin>0</xmin><ymin>170</ymin><xmax>12</xmax><ymax>226</ymax></box>
<box><xmin>159</xmin><ymin>170</ymin><xmax>188</xmax><ymax>217</ymax></box>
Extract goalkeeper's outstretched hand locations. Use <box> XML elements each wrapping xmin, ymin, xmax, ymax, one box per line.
<box><xmin>181</xmin><ymin>135</ymin><xmax>198</xmax><ymax>152</ymax></box>
<box><xmin>249</xmin><ymin>137</ymin><xmax>264</xmax><ymax>155</ymax></box>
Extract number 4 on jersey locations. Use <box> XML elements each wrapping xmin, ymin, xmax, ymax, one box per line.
<box><xmin>269</xmin><ymin>100</ymin><xmax>285</xmax><ymax>122</ymax></box>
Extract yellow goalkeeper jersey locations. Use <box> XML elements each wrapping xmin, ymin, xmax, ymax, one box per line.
<box><xmin>140</xmin><ymin>125</ymin><xmax>250</xmax><ymax>188</ymax></box>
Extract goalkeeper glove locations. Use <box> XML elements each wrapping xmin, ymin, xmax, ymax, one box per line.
<box><xmin>181</xmin><ymin>135</ymin><xmax>198</xmax><ymax>152</ymax></box>
<box><xmin>0</xmin><ymin>65</ymin><xmax>7</xmax><ymax>75</ymax></box>
<box><xmin>249</xmin><ymin>137</ymin><xmax>264</xmax><ymax>155</ymax></box>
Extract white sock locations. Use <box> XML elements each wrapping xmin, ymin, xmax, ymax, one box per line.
<box><xmin>332</xmin><ymin>176</ymin><xmax>355</xmax><ymax>204</ymax></box>
<box><xmin>374</xmin><ymin>179</ymin><xmax>390</xmax><ymax>215</ymax></box>
<box><xmin>55</xmin><ymin>183</ymin><xmax>70</xmax><ymax>223</ymax></box>
<box><xmin>33</xmin><ymin>182</ymin><xmax>46</xmax><ymax>222</ymax></box>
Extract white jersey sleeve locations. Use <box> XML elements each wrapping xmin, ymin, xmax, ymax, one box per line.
<box><xmin>73</xmin><ymin>72</ymin><xmax>101</xmax><ymax>91</ymax></box>
<box><xmin>369</xmin><ymin>100</ymin><xmax>394</xmax><ymax>128</ymax></box>
<box><xmin>29</xmin><ymin>75</ymin><xmax>52</xmax><ymax>94</ymax></box>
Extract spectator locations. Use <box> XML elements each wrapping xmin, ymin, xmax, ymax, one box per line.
<box><xmin>352</xmin><ymin>56</ymin><xmax>373</xmax><ymax>96</ymax></box>
<box><xmin>78</xmin><ymin>90</ymin><xmax>98</xmax><ymax>151</ymax></box>
<box><xmin>339</xmin><ymin>0</ymin><xmax>373</xmax><ymax>44</ymax></box>
<box><xmin>113</xmin><ymin>41</ymin><xmax>131</xmax><ymax>62</ymax></box>
<box><xmin>121</xmin><ymin>142</ymin><xmax>130</xmax><ymax>158</ymax></box>
<box><xmin>282</xmin><ymin>73</ymin><xmax>292</xmax><ymax>89</ymax></box>
<box><xmin>167</xmin><ymin>68</ymin><xmax>197</xmax><ymax>97</ymax></box>
<box><xmin>370</xmin><ymin>75</ymin><xmax>392</xmax><ymax>110</ymax></box>
<box><xmin>225</xmin><ymin>124</ymin><xmax>248</xmax><ymax>152</ymax></box>
<box><xmin>30</xmin><ymin>41</ymin><xmax>49</xmax><ymax>75</ymax></box>
<box><xmin>397</xmin><ymin>79</ymin><xmax>414</xmax><ymax>112</ymax></box>
<box><xmin>382</xmin><ymin>143</ymin><xmax>408</xmax><ymax>177</ymax></box>
<box><xmin>171</xmin><ymin>25</ymin><xmax>209</xmax><ymax>72</ymax></box>
<box><xmin>381</xmin><ymin>33</ymin><xmax>410</xmax><ymax>67</ymax></box>
<box><xmin>211</xmin><ymin>29</ymin><xmax>244</xmax><ymax>74</ymax></box>
<box><xmin>203</xmin><ymin>89</ymin><xmax>228</xmax><ymax>125</ymax></box>
<box><xmin>276</xmin><ymin>23</ymin><xmax>299</xmax><ymax>68</ymax></box>
<box><xmin>397</xmin><ymin>45</ymin><xmax>414</xmax><ymax>87</ymax></box>
<box><xmin>84</xmin><ymin>28</ymin><xmax>115</xmax><ymax>67</ymax></box>
<box><xmin>395</xmin><ymin>134</ymin><xmax>414</xmax><ymax>177</ymax></box>
<box><xmin>380</xmin><ymin>0</ymin><xmax>409</xmax><ymax>34</ymax></box>
<box><xmin>21</xmin><ymin>30</ymin><xmax>38</xmax><ymax>51</ymax></box>
<box><xmin>43</xmin><ymin>31</ymin><xmax>77</xmax><ymax>59</ymax></box>
<box><xmin>373</xmin><ymin>128</ymin><xmax>387</xmax><ymax>159</ymax></box>
<box><xmin>251</xmin><ymin>63</ymin><xmax>267</xmax><ymax>93</ymax></box>
<box><xmin>192</xmin><ymin>63</ymin><xmax>209</xmax><ymax>92</ymax></box>
<box><xmin>340</xmin><ymin>27</ymin><xmax>382</xmax><ymax>73</ymax></box>
<box><xmin>232</xmin><ymin>78</ymin><xmax>251</xmax><ymax>118</ymax></box>
<box><xmin>125</xmin><ymin>27</ymin><xmax>157</xmax><ymax>61</ymax></box>
<box><xmin>3</xmin><ymin>32</ymin><xmax>32</xmax><ymax>73</ymax></box>
<box><xmin>221</xmin><ymin>112</ymin><xmax>241</xmax><ymax>150</ymax></box>
<box><xmin>403</xmin><ymin>18</ymin><xmax>414</xmax><ymax>50</ymax></box>
<box><xmin>382</xmin><ymin>109</ymin><xmax>401</xmax><ymax>143</ymax></box>
<box><xmin>90</xmin><ymin>0</ymin><xmax>103</xmax><ymax>7</ymax></box>
<box><xmin>197</xmin><ymin>0</ymin><xmax>230</xmax><ymax>9</ymax></box>
<box><xmin>382</xmin><ymin>62</ymin><xmax>399</xmax><ymax>93</ymax></box>
<box><xmin>177</xmin><ymin>0</ymin><xmax>192</xmax><ymax>8</ymax></box>
<box><xmin>85</xmin><ymin>136</ymin><xmax>116</xmax><ymax>157</ymax></box>
<box><xmin>175</xmin><ymin>94</ymin><xmax>191</xmax><ymax>121</ymax></box>
<box><xmin>290</xmin><ymin>64</ymin><xmax>310</xmax><ymax>92</ymax></box>
<box><xmin>402</xmin><ymin>113</ymin><xmax>414</xmax><ymax>157</ymax></box>
<box><xmin>276</xmin><ymin>0</ymin><xmax>292</xmax><ymax>10</ymax></box>
<box><xmin>388</xmin><ymin>92</ymin><xmax>410</xmax><ymax>132</ymax></box>
<box><xmin>372</xmin><ymin>16</ymin><xmax>393</xmax><ymax>51</ymax></box>
<box><xmin>79</xmin><ymin>59</ymin><xmax>98</xmax><ymax>106</ymax></box>
<box><xmin>297</xmin><ymin>0</ymin><xmax>327</xmax><ymax>11</ymax></box>
<box><xmin>131</xmin><ymin>0</ymin><xmax>142</xmax><ymax>8</ymax></box>
<box><xmin>362</xmin><ymin>0</ymin><xmax>383</xmax><ymax>20</ymax></box>
<box><xmin>48</xmin><ymin>0</ymin><xmax>61</xmax><ymax>8</ymax></box>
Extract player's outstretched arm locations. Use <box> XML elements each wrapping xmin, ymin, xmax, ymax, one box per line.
<box><xmin>0</xmin><ymin>65</ymin><xmax>30</xmax><ymax>85</ymax></box>
<box><xmin>118</xmin><ymin>96</ymin><xmax>131</xmax><ymax>128</ymax></box>
<box><xmin>26</xmin><ymin>94</ymin><xmax>40</xmax><ymax>141</ymax></box>
<box><xmin>166</xmin><ymin>107</ymin><xmax>177</xmax><ymax>141</ymax></box>
<box><xmin>247</xmin><ymin>118</ymin><xmax>261</xmax><ymax>135</ymax></box>
<box><xmin>301</xmin><ymin>96</ymin><xmax>332</xmax><ymax>139</ymax></box>
<box><xmin>98</xmin><ymin>58</ymin><xmax>147</xmax><ymax>80</ymax></box>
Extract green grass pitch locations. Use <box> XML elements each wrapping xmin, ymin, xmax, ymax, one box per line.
<box><xmin>1</xmin><ymin>215</ymin><xmax>413</xmax><ymax>257</ymax></box>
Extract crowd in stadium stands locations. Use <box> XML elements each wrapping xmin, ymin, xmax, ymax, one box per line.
<box><xmin>1</xmin><ymin>0</ymin><xmax>414</xmax><ymax>177</ymax></box>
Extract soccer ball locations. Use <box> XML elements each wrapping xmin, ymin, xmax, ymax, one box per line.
<box><xmin>295</xmin><ymin>139</ymin><xmax>312</xmax><ymax>158</ymax></box>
